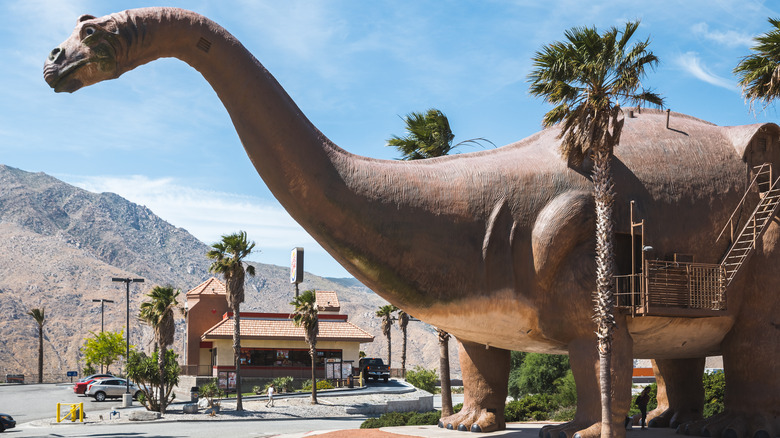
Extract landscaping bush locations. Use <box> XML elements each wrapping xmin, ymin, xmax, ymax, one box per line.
<box><xmin>703</xmin><ymin>370</ymin><xmax>725</xmax><ymax>418</ymax></box>
<box><xmin>301</xmin><ymin>379</ymin><xmax>335</xmax><ymax>391</ymax></box>
<box><xmin>199</xmin><ymin>380</ymin><xmax>225</xmax><ymax>407</ymax></box>
<box><xmin>406</xmin><ymin>411</ymin><xmax>442</xmax><ymax>425</ymax></box>
<box><xmin>405</xmin><ymin>366</ymin><xmax>438</xmax><ymax>393</ymax></box>
<box><xmin>453</xmin><ymin>403</ymin><xmax>463</xmax><ymax>413</ymax></box>
<box><xmin>505</xmin><ymin>394</ymin><xmax>556</xmax><ymax>422</ymax></box>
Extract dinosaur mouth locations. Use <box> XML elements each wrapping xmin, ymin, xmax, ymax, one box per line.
<box><xmin>44</xmin><ymin>59</ymin><xmax>89</xmax><ymax>93</ymax></box>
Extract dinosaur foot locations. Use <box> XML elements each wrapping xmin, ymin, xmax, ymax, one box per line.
<box><xmin>438</xmin><ymin>405</ymin><xmax>505</xmax><ymax>433</ymax></box>
<box><xmin>648</xmin><ymin>407</ymin><xmax>703</xmax><ymax>429</ymax></box>
<box><xmin>678</xmin><ymin>411</ymin><xmax>778</xmax><ymax>438</ymax></box>
<box><xmin>539</xmin><ymin>420</ymin><xmax>601</xmax><ymax>438</ymax></box>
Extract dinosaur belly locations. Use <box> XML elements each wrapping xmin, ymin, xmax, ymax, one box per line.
<box><xmin>627</xmin><ymin>315</ymin><xmax>734</xmax><ymax>358</ymax></box>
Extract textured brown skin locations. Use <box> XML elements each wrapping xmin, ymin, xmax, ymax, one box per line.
<box><xmin>43</xmin><ymin>8</ymin><xmax>779</xmax><ymax>437</ymax></box>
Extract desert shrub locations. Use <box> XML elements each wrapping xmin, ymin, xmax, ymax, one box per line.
<box><xmin>703</xmin><ymin>371</ymin><xmax>725</xmax><ymax>418</ymax></box>
<box><xmin>360</xmin><ymin>411</ymin><xmax>440</xmax><ymax>428</ymax></box>
<box><xmin>406</xmin><ymin>411</ymin><xmax>441</xmax><ymax>425</ymax></box>
<box><xmin>451</xmin><ymin>386</ymin><xmax>464</xmax><ymax>394</ymax></box>
<box><xmin>550</xmin><ymin>405</ymin><xmax>577</xmax><ymax>421</ymax></box>
<box><xmin>301</xmin><ymin>379</ymin><xmax>334</xmax><ymax>391</ymax></box>
<box><xmin>505</xmin><ymin>394</ymin><xmax>555</xmax><ymax>422</ymax></box>
<box><xmin>257</xmin><ymin>376</ymin><xmax>295</xmax><ymax>394</ymax></box>
<box><xmin>453</xmin><ymin>403</ymin><xmax>463</xmax><ymax>413</ymax></box>
<box><xmin>405</xmin><ymin>366</ymin><xmax>438</xmax><ymax>393</ymax></box>
<box><xmin>199</xmin><ymin>380</ymin><xmax>225</xmax><ymax>407</ymax></box>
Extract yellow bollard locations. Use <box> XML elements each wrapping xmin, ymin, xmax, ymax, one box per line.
<box><xmin>56</xmin><ymin>403</ymin><xmax>84</xmax><ymax>423</ymax></box>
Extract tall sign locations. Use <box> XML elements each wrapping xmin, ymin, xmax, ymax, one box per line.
<box><xmin>291</xmin><ymin>247</ymin><xmax>304</xmax><ymax>298</ymax></box>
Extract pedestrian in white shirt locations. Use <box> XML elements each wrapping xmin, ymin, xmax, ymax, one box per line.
<box><xmin>265</xmin><ymin>383</ymin><xmax>275</xmax><ymax>407</ymax></box>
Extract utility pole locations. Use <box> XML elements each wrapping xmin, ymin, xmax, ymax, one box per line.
<box><xmin>91</xmin><ymin>298</ymin><xmax>115</xmax><ymax>373</ymax></box>
<box><xmin>112</xmin><ymin>277</ymin><xmax>143</xmax><ymax>405</ymax></box>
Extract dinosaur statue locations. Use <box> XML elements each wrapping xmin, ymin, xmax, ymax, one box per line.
<box><xmin>44</xmin><ymin>8</ymin><xmax>778</xmax><ymax>438</ymax></box>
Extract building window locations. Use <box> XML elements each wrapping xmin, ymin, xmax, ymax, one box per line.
<box><xmin>240</xmin><ymin>348</ymin><xmax>341</xmax><ymax>367</ymax></box>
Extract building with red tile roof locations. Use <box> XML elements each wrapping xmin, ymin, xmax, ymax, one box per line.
<box><xmin>183</xmin><ymin>277</ymin><xmax>373</xmax><ymax>379</ymax></box>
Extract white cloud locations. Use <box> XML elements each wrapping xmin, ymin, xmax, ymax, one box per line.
<box><xmin>674</xmin><ymin>52</ymin><xmax>737</xmax><ymax>92</ymax></box>
<box><xmin>691</xmin><ymin>22</ymin><xmax>754</xmax><ymax>48</ymax></box>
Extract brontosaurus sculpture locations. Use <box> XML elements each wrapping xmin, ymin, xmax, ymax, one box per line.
<box><xmin>44</xmin><ymin>8</ymin><xmax>779</xmax><ymax>437</ymax></box>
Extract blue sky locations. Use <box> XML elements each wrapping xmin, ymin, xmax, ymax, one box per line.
<box><xmin>1</xmin><ymin>0</ymin><xmax>778</xmax><ymax>278</ymax></box>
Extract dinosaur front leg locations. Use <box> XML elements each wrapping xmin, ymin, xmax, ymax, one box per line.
<box><xmin>645</xmin><ymin>358</ymin><xmax>704</xmax><ymax>429</ymax></box>
<box><xmin>438</xmin><ymin>339</ymin><xmax>510</xmax><ymax>433</ymax></box>
<box><xmin>541</xmin><ymin>319</ymin><xmax>633</xmax><ymax>438</ymax></box>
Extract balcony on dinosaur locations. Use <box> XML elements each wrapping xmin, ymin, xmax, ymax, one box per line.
<box><xmin>616</xmin><ymin>162</ymin><xmax>780</xmax><ymax>317</ymax></box>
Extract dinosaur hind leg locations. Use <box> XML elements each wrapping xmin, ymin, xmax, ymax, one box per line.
<box><xmin>646</xmin><ymin>357</ymin><xmax>705</xmax><ymax>429</ymax></box>
<box><xmin>438</xmin><ymin>339</ymin><xmax>509</xmax><ymax>433</ymax></box>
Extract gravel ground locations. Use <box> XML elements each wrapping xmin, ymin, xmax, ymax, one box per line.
<box><xmin>32</xmin><ymin>389</ymin><xmax>430</xmax><ymax>426</ymax></box>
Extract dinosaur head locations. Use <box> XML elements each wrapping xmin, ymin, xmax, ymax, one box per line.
<box><xmin>44</xmin><ymin>14</ymin><xmax>123</xmax><ymax>93</ymax></box>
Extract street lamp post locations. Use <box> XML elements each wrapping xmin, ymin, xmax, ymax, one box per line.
<box><xmin>112</xmin><ymin>277</ymin><xmax>144</xmax><ymax>404</ymax></box>
<box><xmin>91</xmin><ymin>298</ymin><xmax>115</xmax><ymax>373</ymax></box>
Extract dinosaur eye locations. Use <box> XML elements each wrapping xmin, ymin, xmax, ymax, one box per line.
<box><xmin>83</xmin><ymin>26</ymin><xmax>96</xmax><ymax>37</ymax></box>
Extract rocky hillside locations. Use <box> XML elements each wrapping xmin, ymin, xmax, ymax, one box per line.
<box><xmin>0</xmin><ymin>165</ymin><xmax>459</xmax><ymax>382</ymax></box>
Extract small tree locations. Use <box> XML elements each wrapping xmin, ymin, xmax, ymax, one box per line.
<box><xmin>27</xmin><ymin>308</ymin><xmax>45</xmax><ymax>383</ymax></box>
<box><xmin>82</xmin><ymin>330</ymin><xmax>126</xmax><ymax>374</ymax></box>
<box><xmin>126</xmin><ymin>349</ymin><xmax>180</xmax><ymax>412</ymax></box>
<box><xmin>291</xmin><ymin>290</ymin><xmax>319</xmax><ymax>404</ymax></box>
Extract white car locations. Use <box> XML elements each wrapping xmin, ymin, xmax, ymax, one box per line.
<box><xmin>85</xmin><ymin>378</ymin><xmax>142</xmax><ymax>402</ymax></box>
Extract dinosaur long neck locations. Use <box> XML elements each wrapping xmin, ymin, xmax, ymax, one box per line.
<box><xmin>116</xmin><ymin>8</ymin><xmax>357</xmax><ymax>254</ymax></box>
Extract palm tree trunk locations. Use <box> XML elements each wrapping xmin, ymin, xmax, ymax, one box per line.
<box><xmin>593</xmin><ymin>149</ymin><xmax>616</xmax><ymax>438</ymax></box>
<box><xmin>387</xmin><ymin>331</ymin><xmax>392</xmax><ymax>372</ymax></box>
<box><xmin>38</xmin><ymin>325</ymin><xmax>43</xmax><ymax>384</ymax></box>
<box><xmin>401</xmin><ymin>326</ymin><xmax>407</xmax><ymax>378</ymax></box>
<box><xmin>310</xmin><ymin>345</ymin><xmax>318</xmax><ymax>404</ymax></box>
<box><xmin>233</xmin><ymin>304</ymin><xmax>243</xmax><ymax>411</ymax></box>
<box><xmin>438</xmin><ymin>329</ymin><xmax>453</xmax><ymax>417</ymax></box>
<box><xmin>159</xmin><ymin>345</ymin><xmax>167</xmax><ymax>413</ymax></box>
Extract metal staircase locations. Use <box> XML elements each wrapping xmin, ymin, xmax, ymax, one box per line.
<box><xmin>718</xmin><ymin>163</ymin><xmax>780</xmax><ymax>286</ymax></box>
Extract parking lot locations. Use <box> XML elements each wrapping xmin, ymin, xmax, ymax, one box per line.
<box><xmin>0</xmin><ymin>382</ymin><xmax>110</xmax><ymax>424</ymax></box>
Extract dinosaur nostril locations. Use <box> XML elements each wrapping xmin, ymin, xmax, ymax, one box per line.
<box><xmin>48</xmin><ymin>47</ymin><xmax>62</xmax><ymax>61</ymax></box>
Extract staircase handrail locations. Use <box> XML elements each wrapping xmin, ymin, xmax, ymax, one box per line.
<box><xmin>716</xmin><ymin>163</ymin><xmax>773</xmax><ymax>242</ymax></box>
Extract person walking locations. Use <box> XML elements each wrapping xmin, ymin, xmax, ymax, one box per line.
<box><xmin>265</xmin><ymin>383</ymin><xmax>275</xmax><ymax>407</ymax></box>
<box><xmin>636</xmin><ymin>386</ymin><xmax>651</xmax><ymax>429</ymax></box>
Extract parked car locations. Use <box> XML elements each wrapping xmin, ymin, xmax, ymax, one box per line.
<box><xmin>358</xmin><ymin>357</ymin><xmax>390</xmax><ymax>382</ymax></box>
<box><xmin>0</xmin><ymin>413</ymin><xmax>15</xmax><ymax>433</ymax></box>
<box><xmin>73</xmin><ymin>374</ymin><xmax>114</xmax><ymax>394</ymax></box>
<box><xmin>85</xmin><ymin>378</ymin><xmax>142</xmax><ymax>402</ymax></box>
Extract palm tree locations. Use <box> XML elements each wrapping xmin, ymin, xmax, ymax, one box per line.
<box><xmin>387</xmin><ymin>108</ymin><xmax>478</xmax><ymax>416</ymax></box>
<box><xmin>291</xmin><ymin>290</ymin><xmax>319</xmax><ymax>404</ymax></box>
<box><xmin>387</xmin><ymin>108</ymin><xmax>493</xmax><ymax>160</ymax></box>
<box><xmin>375</xmin><ymin>305</ymin><xmax>397</xmax><ymax>368</ymax></box>
<box><xmin>207</xmin><ymin>231</ymin><xmax>256</xmax><ymax>411</ymax></box>
<box><xmin>397</xmin><ymin>309</ymin><xmax>409</xmax><ymax>378</ymax></box>
<box><xmin>139</xmin><ymin>285</ymin><xmax>180</xmax><ymax>413</ymax></box>
<box><xmin>28</xmin><ymin>308</ymin><xmax>45</xmax><ymax>383</ymax></box>
<box><xmin>734</xmin><ymin>17</ymin><xmax>780</xmax><ymax>110</ymax></box>
<box><xmin>528</xmin><ymin>21</ymin><xmax>663</xmax><ymax>437</ymax></box>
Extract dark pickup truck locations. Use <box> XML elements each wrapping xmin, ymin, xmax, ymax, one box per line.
<box><xmin>358</xmin><ymin>357</ymin><xmax>390</xmax><ymax>382</ymax></box>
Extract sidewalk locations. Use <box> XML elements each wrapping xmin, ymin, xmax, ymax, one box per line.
<box><xmin>274</xmin><ymin>423</ymin><xmax>683</xmax><ymax>438</ymax></box>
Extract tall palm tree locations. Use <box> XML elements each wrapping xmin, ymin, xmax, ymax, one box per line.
<box><xmin>734</xmin><ymin>17</ymin><xmax>780</xmax><ymax>110</ymax></box>
<box><xmin>291</xmin><ymin>290</ymin><xmax>319</xmax><ymax>404</ymax></box>
<box><xmin>207</xmin><ymin>231</ymin><xmax>256</xmax><ymax>412</ymax></box>
<box><xmin>387</xmin><ymin>108</ymin><xmax>494</xmax><ymax>160</ymax></box>
<box><xmin>28</xmin><ymin>308</ymin><xmax>45</xmax><ymax>383</ymax></box>
<box><xmin>397</xmin><ymin>309</ymin><xmax>409</xmax><ymax>378</ymax></box>
<box><xmin>528</xmin><ymin>21</ymin><xmax>663</xmax><ymax>437</ymax></box>
<box><xmin>387</xmin><ymin>108</ymin><xmax>478</xmax><ymax>416</ymax></box>
<box><xmin>375</xmin><ymin>305</ymin><xmax>397</xmax><ymax>368</ymax></box>
<box><xmin>139</xmin><ymin>285</ymin><xmax>180</xmax><ymax>413</ymax></box>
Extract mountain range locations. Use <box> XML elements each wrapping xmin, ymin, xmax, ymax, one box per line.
<box><xmin>0</xmin><ymin>164</ymin><xmax>460</xmax><ymax>382</ymax></box>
